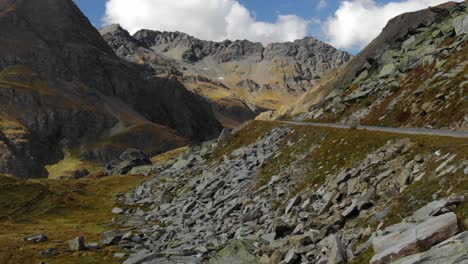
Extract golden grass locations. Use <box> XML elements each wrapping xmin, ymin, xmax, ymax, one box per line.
<box><xmin>0</xmin><ymin>115</ymin><xmax>28</xmax><ymax>136</ymax></box>
<box><xmin>0</xmin><ymin>66</ymin><xmax>56</xmax><ymax>96</ymax></box>
<box><xmin>45</xmin><ymin>153</ymin><xmax>100</xmax><ymax>180</ymax></box>
<box><xmin>82</xmin><ymin>122</ymin><xmax>188</xmax><ymax>159</ymax></box>
<box><xmin>150</xmin><ymin>146</ymin><xmax>188</xmax><ymax>163</ymax></box>
<box><xmin>0</xmin><ymin>175</ymin><xmax>146</xmax><ymax>264</ymax></box>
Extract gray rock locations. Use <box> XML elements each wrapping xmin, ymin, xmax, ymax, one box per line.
<box><xmin>391</xmin><ymin>231</ymin><xmax>468</xmax><ymax>264</ymax></box>
<box><xmin>284</xmin><ymin>249</ymin><xmax>299</xmax><ymax>264</ymax></box>
<box><xmin>119</xmin><ymin>148</ymin><xmax>149</xmax><ymax>162</ymax></box>
<box><xmin>114</xmin><ymin>253</ymin><xmax>126</xmax><ymax>258</ymax></box>
<box><xmin>453</xmin><ymin>15</ymin><xmax>468</xmax><ymax>35</ymax></box>
<box><xmin>183</xmin><ymin>201</ymin><xmax>197</xmax><ymax>213</ymax></box>
<box><xmin>101</xmin><ymin>230</ymin><xmax>123</xmax><ymax>246</ymax></box>
<box><xmin>335</xmin><ymin>170</ymin><xmax>351</xmax><ymax>185</ymax></box>
<box><xmin>123</xmin><ymin>250</ymin><xmax>161</xmax><ymax>264</ymax></box>
<box><xmin>397</xmin><ymin>166</ymin><xmax>413</xmax><ymax>187</ymax></box>
<box><xmin>341</xmin><ymin>199</ymin><xmax>358</xmax><ymax>219</ymax></box>
<box><xmin>222</xmin><ymin>202</ymin><xmax>242</xmax><ymax>218</ymax></box>
<box><xmin>112</xmin><ymin>207</ymin><xmax>124</xmax><ymax>214</ymax></box>
<box><xmin>285</xmin><ymin>196</ymin><xmax>302</xmax><ymax>214</ymax></box>
<box><xmin>379</xmin><ymin>63</ymin><xmax>398</xmax><ymax>77</ymax></box>
<box><xmin>371</xmin><ymin>212</ymin><xmax>459</xmax><ymax>264</ymax></box>
<box><xmin>327</xmin><ymin>234</ymin><xmax>346</xmax><ymax>264</ymax></box>
<box><xmin>22</xmin><ymin>234</ymin><xmax>48</xmax><ymax>243</ymax></box>
<box><xmin>357</xmin><ymin>187</ymin><xmax>375</xmax><ymax>210</ymax></box>
<box><xmin>412</xmin><ymin>194</ymin><xmax>465</xmax><ymax>221</ymax></box>
<box><xmin>87</xmin><ymin>242</ymin><xmax>100</xmax><ymax>250</ymax></box>
<box><xmin>69</xmin><ymin>237</ymin><xmax>86</xmax><ymax>251</ymax></box>
<box><xmin>260</xmin><ymin>232</ymin><xmax>277</xmax><ymax>244</ymax></box>
<box><xmin>106</xmin><ymin>149</ymin><xmax>152</xmax><ymax>175</ymax></box>
<box><xmin>241</xmin><ymin>209</ymin><xmax>263</xmax><ymax>223</ymax></box>
<box><xmin>217</xmin><ymin>128</ymin><xmax>232</xmax><ymax>144</ymax></box>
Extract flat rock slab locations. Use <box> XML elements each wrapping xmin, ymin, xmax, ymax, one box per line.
<box><xmin>371</xmin><ymin>212</ymin><xmax>459</xmax><ymax>264</ymax></box>
<box><xmin>391</xmin><ymin>231</ymin><xmax>468</xmax><ymax>264</ymax></box>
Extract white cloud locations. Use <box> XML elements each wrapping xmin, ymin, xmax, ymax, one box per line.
<box><xmin>324</xmin><ymin>0</ymin><xmax>462</xmax><ymax>50</ymax></box>
<box><xmin>103</xmin><ymin>0</ymin><xmax>309</xmax><ymax>45</ymax></box>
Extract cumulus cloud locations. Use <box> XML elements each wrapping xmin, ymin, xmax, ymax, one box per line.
<box><xmin>324</xmin><ymin>0</ymin><xmax>461</xmax><ymax>50</ymax></box>
<box><xmin>103</xmin><ymin>0</ymin><xmax>309</xmax><ymax>45</ymax></box>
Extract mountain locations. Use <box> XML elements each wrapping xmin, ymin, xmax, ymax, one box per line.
<box><xmin>100</xmin><ymin>25</ymin><xmax>352</xmax><ymax>127</ymax></box>
<box><xmin>0</xmin><ymin>0</ymin><xmax>222</xmax><ymax>178</ymax></box>
<box><xmin>279</xmin><ymin>1</ymin><xmax>467</xmax><ymax>131</ymax></box>
<box><xmin>1</xmin><ymin>2</ymin><xmax>467</xmax><ymax>264</ymax></box>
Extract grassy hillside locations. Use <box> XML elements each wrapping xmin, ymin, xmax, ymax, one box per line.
<box><xmin>0</xmin><ymin>175</ymin><xmax>146</xmax><ymax>264</ymax></box>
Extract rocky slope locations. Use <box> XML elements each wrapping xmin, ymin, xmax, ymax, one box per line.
<box><xmin>96</xmin><ymin>120</ymin><xmax>467</xmax><ymax>264</ymax></box>
<box><xmin>100</xmin><ymin>25</ymin><xmax>352</xmax><ymax>127</ymax></box>
<box><xmin>0</xmin><ymin>0</ymin><xmax>222</xmax><ymax>178</ymax></box>
<box><xmin>279</xmin><ymin>2</ymin><xmax>467</xmax><ymax>131</ymax></box>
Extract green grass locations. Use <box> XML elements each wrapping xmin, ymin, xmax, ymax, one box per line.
<box><xmin>350</xmin><ymin>247</ymin><xmax>374</xmax><ymax>264</ymax></box>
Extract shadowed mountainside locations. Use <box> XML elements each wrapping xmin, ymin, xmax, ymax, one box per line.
<box><xmin>0</xmin><ymin>0</ymin><xmax>222</xmax><ymax>178</ymax></box>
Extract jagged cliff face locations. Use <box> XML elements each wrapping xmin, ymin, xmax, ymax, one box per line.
<box><xmin>0</xmin><ymin>0</ymin><xmax>222</xmax><ymax>178</ymax></box>
<box><xmin>284</xmin><ymin>2</ymin><xmax>467</xmax><ymax>131</ymax></box>
<box><xmin>100</xmin><ymin>26</ymin><xmax>352</xmax><ymax>127</ymax></box>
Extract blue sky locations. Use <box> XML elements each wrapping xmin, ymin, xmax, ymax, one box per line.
<box><xmin>72</xmin><ymin>0</ymin><xmax>454</xmax><ymax>53</ymax></box>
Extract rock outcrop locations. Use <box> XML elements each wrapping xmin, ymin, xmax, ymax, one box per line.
<box><xmin>0</xmin><ymin>0</ymin><xmax>222</xmax><ymax>178</ymax></box>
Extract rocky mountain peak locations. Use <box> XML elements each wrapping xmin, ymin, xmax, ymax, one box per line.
<box><xmin>0</xmin><ymin>0</ymin><xmax>221</xmax><ymax>178</ymax></box>
<box><xmin>102</xmin><ymin>26</ymin><xmax>352</xmax><ymax>126</ymax></box>
<box><xmin>100</xmin><ymin>24</ymin><xmax>145</xmax><ymax>57</ymax></box>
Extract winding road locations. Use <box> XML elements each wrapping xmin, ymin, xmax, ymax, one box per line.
<box><xmin>280</xmin><ymin>121</ymin><xmax>468</xmax><ymax>138</ymax></box>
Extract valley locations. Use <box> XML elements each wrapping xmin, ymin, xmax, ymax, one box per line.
<box><xmin>0</xmin><ymin>0</ymin><xmax>466</xmax><ymax>264</ymax></box>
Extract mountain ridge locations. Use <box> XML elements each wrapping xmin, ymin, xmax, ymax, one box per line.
<box><xmin>101</xmin><ymin>24</ymin><xmax>352</xmax><ymax>127</ymax></box>
<box><xmin>0</xmin><ymin>0</ymin><xmax>222</xmax><ymax>178</ymax></box>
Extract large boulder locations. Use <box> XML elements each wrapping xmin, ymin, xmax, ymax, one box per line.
<box><xmin>69</xmin><ymin>237</ymin><xmax>86</xmax><ymax>251</ymax></box>
<box><xmin>392</xmin><ymin>232</ymin><xmax>468</xmax><ymax>264</ymax></box>
<box><xmin>105</xmin><ymin>149</ymin><xmax>151</xmax><ymax>175</ymax></box>
<box><xmin>371</xmin><ymin>212</ymin><xmax>459</xmax><ymax>264</ymax></box>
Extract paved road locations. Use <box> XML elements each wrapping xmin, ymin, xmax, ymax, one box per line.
<box><xmin>280</xmin><ymin>121</ymin><xmax>468</xmax><ymax>138</ymax></box>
